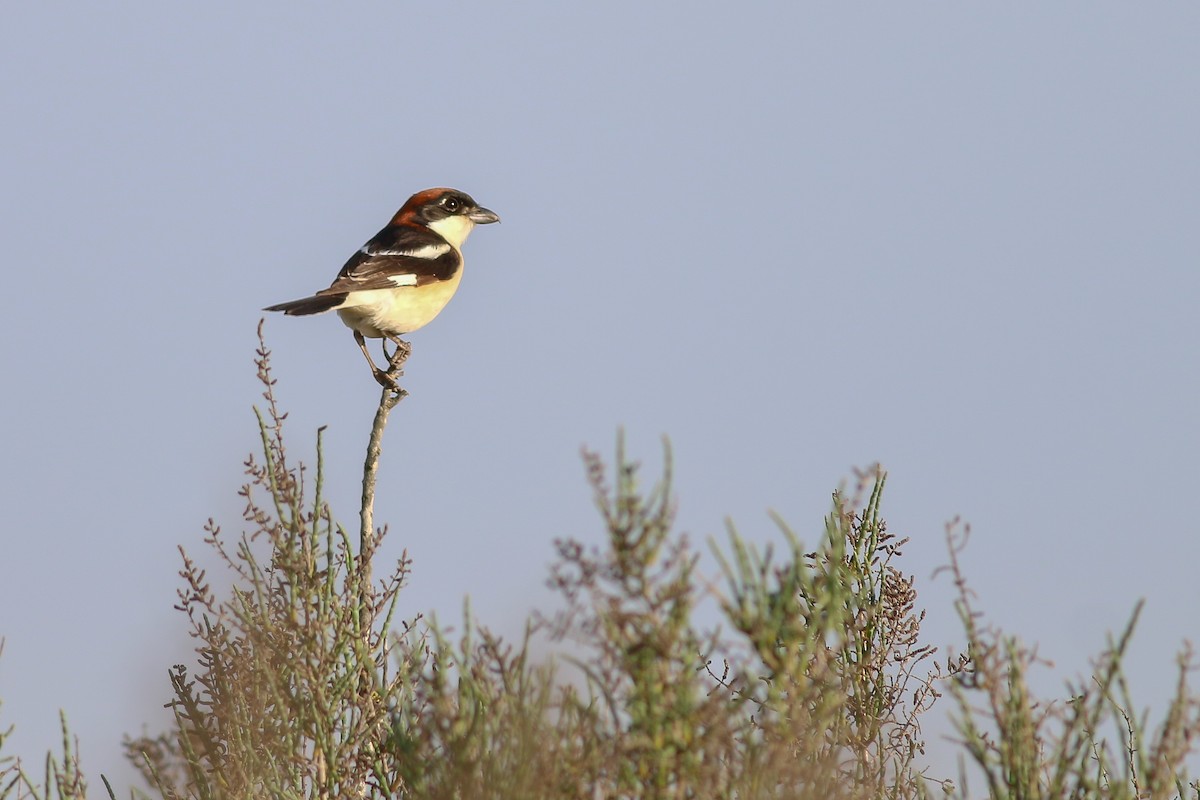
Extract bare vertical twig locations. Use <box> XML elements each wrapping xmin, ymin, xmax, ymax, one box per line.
<box><xmin>359</xmin><ymin>339</ymin><xmax>411</xmax><ymax>592</ymax></box>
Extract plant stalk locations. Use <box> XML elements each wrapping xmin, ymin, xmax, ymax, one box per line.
<box><xmin>359</xmin><ymin>340</ymin><xmax>410</xmax><ymax>591</ymax></box>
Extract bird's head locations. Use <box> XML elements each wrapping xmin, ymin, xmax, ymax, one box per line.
<box><xmin>392</xmin><ymin>188</ymin><xmax>500</xmax><ymax>248</ymax></box>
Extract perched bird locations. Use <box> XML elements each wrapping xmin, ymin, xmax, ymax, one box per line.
<box><xmin>265</xmin><ymin>187</ymin><xmax>499</xmax><ymax>387</ymax></box>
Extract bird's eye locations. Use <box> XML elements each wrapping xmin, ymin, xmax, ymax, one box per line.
<box><xmin>443</xmin><ymin>197</ymin><xmax>462</xmax><ymax>212</ymax></box>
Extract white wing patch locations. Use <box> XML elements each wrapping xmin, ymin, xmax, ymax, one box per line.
<box><xmin>362</xmin><ymin>242</ymin><xmax>452</xmax><ymax>259</ymax></box>
<box><xmin>388</xmin><ymin>273</ymin><xmax>419</xmax><ymax>287</ymax></box>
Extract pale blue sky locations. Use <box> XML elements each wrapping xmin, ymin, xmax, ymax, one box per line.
<box><xmin>2</xmin><ymin>2</ymin><xmax>1198</xmax><ymax>791</ymax></box>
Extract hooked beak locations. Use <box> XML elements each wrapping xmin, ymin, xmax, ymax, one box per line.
<box><xmin>469</xmin><ymin>206</ymin><xmax>500</xmax><ymax>224</ymax></box>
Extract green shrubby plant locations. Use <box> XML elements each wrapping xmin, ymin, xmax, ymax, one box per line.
<box><xmin>940</xmin><ymin>523</ymin><xmax>1200</xmax><ymax>800</ymax></box>
<box><xmin>2</xmin><ymin>332</ymin><xmax>1197</xmax><ymax>799</ymax></box>
<box><xmin>0</xmin><ymin>704</ymin><xmax>88</xmax><ymax>800</ymax></box>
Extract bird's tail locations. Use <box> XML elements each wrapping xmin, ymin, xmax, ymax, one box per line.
<box><xmin>263</xmin><ymin>293</ymin><xmax>346</xmax><ymax>316</ymax></box>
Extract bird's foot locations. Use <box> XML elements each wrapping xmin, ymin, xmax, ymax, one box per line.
<box><xmin>382</xmin><ymin>336</ymin><xmax>412</xmax><ymax>364</ymax></box>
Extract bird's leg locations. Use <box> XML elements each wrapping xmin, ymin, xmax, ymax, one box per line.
<box><xmin>354</xmin><ymin>331</ymin><xmax>399</xmax><ymax>389</ymax></box>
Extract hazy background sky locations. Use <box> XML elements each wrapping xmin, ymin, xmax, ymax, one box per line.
<box><xmin>2</xmin><ymin>2</ymin><xmax>1197</xmax><ymax>791</ymax></box>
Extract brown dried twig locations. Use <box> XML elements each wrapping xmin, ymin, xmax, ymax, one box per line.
<box><xmin>359</xmin><ymin>339</ymin><xmax>410</xmax><ymax>597</ymax></box>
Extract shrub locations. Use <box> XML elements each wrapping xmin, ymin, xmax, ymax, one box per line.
<box><xmin>3</xmin><ymin>331</ymin><xmax>1197</xmax><ymax>799</ymax></box>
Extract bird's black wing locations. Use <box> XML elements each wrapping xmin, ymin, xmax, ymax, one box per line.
<box><xmin>317</xmin><ymin>224</ymin><xmax>462</xmax><ymax>295</ymax></box>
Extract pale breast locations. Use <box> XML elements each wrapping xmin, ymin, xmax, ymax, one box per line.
<box><xmin>336</xmin><ymin>268</ymin><xmax>464</xmax><ymax>338</ymax></box>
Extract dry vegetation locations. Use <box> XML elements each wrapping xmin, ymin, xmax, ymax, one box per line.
<box><xmin>2</xmin><ymin>332</ymin><xmax>1198</xmax><ymax>799</ymax></box>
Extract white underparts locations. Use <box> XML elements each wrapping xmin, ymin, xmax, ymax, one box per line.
<box><xmin>335</xmin><ymin>265</ymin><xmax>465</xmax><ymax>337</ymax></box>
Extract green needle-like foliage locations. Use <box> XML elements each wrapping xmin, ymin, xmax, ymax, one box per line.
<box><xmin>941</xmin><ymin>522</ymin><xmax>1200</xmax><ymax>800</ymax></box>
<box><xmin>3</xmin><ymin>331</ymin><xmax>1198</xmax><ymax>800</ymax></box>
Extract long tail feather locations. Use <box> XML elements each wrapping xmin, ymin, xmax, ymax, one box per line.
<box><xmin>263</xmin><ymin>293</ymin><xmax>346</xmax><ymax>316</ymax></box>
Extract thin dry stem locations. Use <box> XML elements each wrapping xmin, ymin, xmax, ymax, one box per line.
<box><xmin>359</xmin><ymin>339</ymin><xmax>410</xmax><ymax>590</ymax></box>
